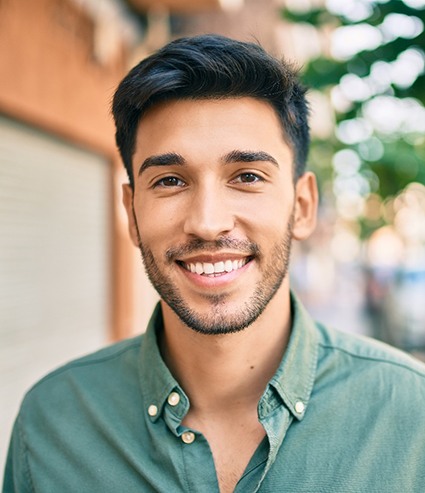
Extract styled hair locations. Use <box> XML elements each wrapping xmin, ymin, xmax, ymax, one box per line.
<box><xmin>112</xmin><ymin>34</ymin><xmax>310</xmax><ymax>187</ymax></box>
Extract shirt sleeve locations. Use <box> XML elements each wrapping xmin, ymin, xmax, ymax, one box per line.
<box><xmin>2</xmin><ymin>415</ymin><xmax>34</xmax><ymax>493</ymax></box>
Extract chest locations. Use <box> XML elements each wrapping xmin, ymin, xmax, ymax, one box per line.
<box><xmin>185</xmin><ymin>416</ymin><xmax>266</xmax><ymax>493</ymax></box>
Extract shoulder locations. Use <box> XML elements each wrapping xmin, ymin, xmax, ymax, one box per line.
<box><xmin>310</xmin><ymin>324</ymin><xmax>425</xmax><ymax>449</ymax></box>
<box><xmin>33</xmin><ymin>334</ymin><xmax>142</xmax><ymax>385</ymax></box>
<box><xmin>21</xmin><ymin>335</ymin><xmax>144</xmax><ymax>413</ymax></box>
<box><xmin>7</xmin><ymin>335</ymin><xmax>152</xmax><ymax>491</ymax></box>
<box><xmin>315</xmin><ymin>322</ymin><xmax>425</xmax><ymax>390</ymax></box>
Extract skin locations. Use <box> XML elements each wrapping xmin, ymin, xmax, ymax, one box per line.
<box><xmin>122</xmin><ymin>97</ymin><xmax>318</xmax><ymax>492</ymax></box>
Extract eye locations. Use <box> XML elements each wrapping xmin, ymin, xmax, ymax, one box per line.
<box><xmin>231</xmin><ymin>172</ymin><xmax>264</xmax><ymax>184</ymax></box>
<box><xmin>154</xmin><ymin>176</ymin><xmax>186</xmax><ymax>188</ymax></box>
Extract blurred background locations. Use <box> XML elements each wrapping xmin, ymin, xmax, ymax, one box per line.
<box><xmin>1</xmin><ymin>0</ymin><xmax>424</xmax><ymax>476</ymax></box>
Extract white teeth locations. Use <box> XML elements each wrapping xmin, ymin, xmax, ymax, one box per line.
<box><xmin>186</xmin><ymin>259</ymin><xmax>248</xmax><ymax>275</ymax></box>
<box><xmin>204</xmin><ymin>263</ymin><xmax>214</xmax><ymax>274</ymax></box>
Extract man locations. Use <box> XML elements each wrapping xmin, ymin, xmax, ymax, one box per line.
<box><xmin>3</xmin><ymin>35</ymin><xmax>425</xmax><ymax>493</ymax></box>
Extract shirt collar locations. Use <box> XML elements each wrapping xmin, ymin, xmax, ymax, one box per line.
<box><xmin>138</xmin><ymin>304</ymin><xmax>185</xmax><ymax>423</ymax></box>
<box><xmin>139</xmin><ymin>292</ymin><xmax>319</xmax><ymax>422</ymax></box>
<box><xmin>267</xmin><ymin>292</ymin><xmax>319</xmax><ymax>421</ymax></box>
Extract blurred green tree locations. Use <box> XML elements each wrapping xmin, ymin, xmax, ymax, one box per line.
<box><xmin>282</xmin><ymin>0</ymin><xmax>425</xmax><ymax>238</ymax></box>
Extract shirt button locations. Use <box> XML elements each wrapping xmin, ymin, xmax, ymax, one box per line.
<box><xmin>295</xmin><ymin>401</ymin><xmax>305</xmax><ymax>414</ymax></box>
<box><xmin>148</xmin><ymin>404</ymin><xmax>158</xmax><ymax>417</ymax></box>
<box><xmin>181</xmin><ymin>431</ymin><xmax>195</xmax><ymax>444</ymax></box>
<box><xmin>167</xmin><ymin>391</ymin><xmax>180</xmax><ymax>406</ymax></box>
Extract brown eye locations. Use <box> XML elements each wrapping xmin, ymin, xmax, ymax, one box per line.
<box><xmin>155</xmin><ymin>176</ymin><xmax>185</xmax><ymax>188</ymax></box>
<box><xmin>238</xmin><ymin>173</ymin><xmax>261</xmax><ymax>183</ymax></box>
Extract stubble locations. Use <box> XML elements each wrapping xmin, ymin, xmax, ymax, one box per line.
<box><xmin>133</xmin><ymin>208</ymin><xmax>294</xmax><ymax>335</ymax></box>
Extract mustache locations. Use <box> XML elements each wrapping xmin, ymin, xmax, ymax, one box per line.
<box><xmin>165</xmin><ymin>237</ymin><xmax>260</xmax><ymax>262</ymax></box>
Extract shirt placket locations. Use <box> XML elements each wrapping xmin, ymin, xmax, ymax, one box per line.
<box><xmin>162</xmin><ymin>388</ymin><xmax>220</xmax><ymax>493</ymax></box>
<box><xmin>233</xmin><ymin>387</ymin><xmax>294</xmax><ymax>493</ymax></box>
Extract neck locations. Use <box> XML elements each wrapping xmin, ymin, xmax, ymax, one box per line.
<box><xmin>159</xmin><ymin>285</ymin><xmax>292</xmax><ymax>415</ymax></box>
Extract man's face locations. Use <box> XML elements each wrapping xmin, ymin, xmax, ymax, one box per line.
<box><xmin>123</xmin><ymin>97</ymin><xmax>317</xmax><ymax>334</ymax></box>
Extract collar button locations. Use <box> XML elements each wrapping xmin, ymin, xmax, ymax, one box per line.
<box><xmin>148</xmin><ymin>404</ymin><xmax>158</xmax><ymax>417</ymax></box>
<box><xmin>181</xmin><ymin>431</ymin><xmax>195</xmax><ymax>444</ymax></box>
<box><xmin>295</xmin><ymin>401</ymin><xmax>305</xmax><ymax>414</ymax></box>
<box><xmin>168</xmin><ymin>391</ymin><xmax>181</xmax><ymax>406</ymax></box>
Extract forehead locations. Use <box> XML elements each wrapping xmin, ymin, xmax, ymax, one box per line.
<box><xmin>138</xmin><ymin>97</ymin><xmax>283</xmax><ymax>137</ymax></box>
<box><xmin>132</xmin><ymin>97</ymin><xmax>293</xmax><ymax>173</ymax></box>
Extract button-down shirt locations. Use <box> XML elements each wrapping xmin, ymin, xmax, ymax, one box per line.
<box><xmin>4</xmin><ymin>294</ymin><xmax>425</xmax><ymax>492</ymax></box>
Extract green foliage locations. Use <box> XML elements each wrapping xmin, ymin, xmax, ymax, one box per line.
<box><xmin>280</xmin><ymin>7</ymin><xmax>332</xmax><ymax>25</ymax></box>
<box><xmin>302</xmin><ymin>58</ymin><xmax>347</xmax><ymax>87</ymax></box>
<box><xmin>282</xmin><ymin>1</ymin><xmax>425</xmax><ymax>238</ymax></box>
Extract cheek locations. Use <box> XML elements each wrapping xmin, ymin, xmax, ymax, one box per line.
<box><xmin>237</xmin><ymin>195</ymin><xmax>291</xmax><ymax>232</ymax></box>
<box><xmin>136</xmin><ymin>200</ymin><xmax>182</xmax><ymax>244</ymax></box>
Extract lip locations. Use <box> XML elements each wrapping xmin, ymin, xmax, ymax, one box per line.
<box><xmin>177</xmin><ymin>253</ymin><xmax>250</xmax><ymax>263</ymax></box>
<box><xmin>176</xmin><ymin>257</ymin><xmax>253</xmax><ymax>289</ymax></box>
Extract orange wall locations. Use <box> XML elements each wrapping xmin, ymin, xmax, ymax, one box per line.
<box><xmin>0</xmin><ymin>0</ymin><xmax>126</xmax><ymax>154</ymax></box>
<box><xmin>0</xmin><ymin>0</ymin><xmax>137</xmax><ymax>340</ymax></box>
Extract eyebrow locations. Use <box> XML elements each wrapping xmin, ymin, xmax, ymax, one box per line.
<box><xmin>138</xmin><ymin>152</ymin><xmax>185</xmax><ymax>176</ymax></box>
<box><xmin>223</xmin><ymin>150</ymin><xmax>279</xmax><ymax>168</ymax></box>
<box><xmin>137</xmin><ymin>149</ymin><xmax>279</xmax><ymax>176</ymax></box>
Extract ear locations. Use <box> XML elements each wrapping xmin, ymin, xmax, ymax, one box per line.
<box><xmin>292</xmin><ymin>172</ymin><xmax>318</xmax><ymax>241</ymax></box>
<box><xmin>122</xmin><ymin>184</ymin><xmax>139</xmax><ymax>247</ymax></box>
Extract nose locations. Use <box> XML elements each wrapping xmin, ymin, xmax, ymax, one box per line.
<box><xmin>183</xmin><ymin>185</ymin><xmax>235</xmax><ymax>240</ymax></box>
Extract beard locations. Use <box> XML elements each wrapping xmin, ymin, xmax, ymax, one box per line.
<box><xmin>134</xmin><ymin>212</ymin><xmax>294</xmax><ymax>335</ymax></box>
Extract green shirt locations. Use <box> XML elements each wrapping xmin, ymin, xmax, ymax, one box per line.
<box><xmin>4</xmin><ymin>294</ymin><xmax>425</xmax><ymax>492</ymax></box>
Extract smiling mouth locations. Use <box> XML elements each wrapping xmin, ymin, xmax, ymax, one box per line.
<box><xmin>178</xmin><ymin>257</ymin><xmax>252</xmax><ymax>276</ymax></box>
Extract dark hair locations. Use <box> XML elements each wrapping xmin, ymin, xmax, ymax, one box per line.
<box><xmin>112</xmin><ymin>34</ymin><xmax>310</xmax><ymax>187</ymax></box>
